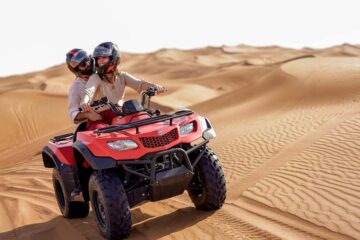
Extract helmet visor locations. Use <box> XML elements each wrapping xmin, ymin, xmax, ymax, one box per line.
<box><xmin>68</xmin><ymin>50</ymin><xmax>88</xmax><ymax>68</ymax></box>
<box><xmin>76</xmin><ymin>57</ymin><xmax>90</xmax><ymax>68</ymax></box>
<box><xmin>93</xmin><ymin>46</ymin><xmax>112</xmax><ymax>58</ymax></box>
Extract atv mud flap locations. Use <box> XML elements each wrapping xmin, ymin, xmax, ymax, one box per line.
<box><xmin>150</xmin><ymin>165</ymin><xmax>193</xmax><ymax>201</ymax></box>
<box><xmin>43</xmin><ymin>146</ymin><xmax>84</xmax><ymax>202</ymax></box>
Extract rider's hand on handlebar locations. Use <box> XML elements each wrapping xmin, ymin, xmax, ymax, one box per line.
<box><xmin>154</xmin><ymin>84</ymin><xmax>166</xmax><ymax>94</ymax></box>
<box><xmin>80</xmin><ymin>103</ymin><xmax>92</xmax><ymax>112</ymax></box>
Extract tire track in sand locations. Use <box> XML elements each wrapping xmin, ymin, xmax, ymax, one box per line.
<box><xmin>217</xmin><ymin>102</ymin><xmax>350</xmax><ymax>185</ymax></box>
<box><xmin>243</xmin><ymin>106</ymin><xmax>360</xmax><ymax>238</ymax></box>
<box><xmin>161</xmin><ymin>196</ymin><xmax>279</xmax><ymax>240</ymax></box>
<box><xmin>227</xmin><ymin>100</ymin><xmax>360</xmax><ymax>199</ymax></box>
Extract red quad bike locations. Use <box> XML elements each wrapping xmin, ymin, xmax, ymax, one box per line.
<box><xmin>42</xmin><ymin>87</ymin><xmax>227</xmax><ymax>239</ymax></box>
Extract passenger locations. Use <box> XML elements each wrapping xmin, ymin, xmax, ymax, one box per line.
<box><xmin>66</xmin><ymin>49</ymin><xmax>102</xmax><ymax>124</ymax></box>
<box><xmin>65</xmin><ymin>48</ymin><xmax>99</xmax><ymax>198</ymax></box>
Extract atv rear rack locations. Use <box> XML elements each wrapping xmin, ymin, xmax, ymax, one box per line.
<box><xmin>94</xmin><ymin>110</ymin><xmax>194</xmax><ymax>134</ymax></box>
<box><xmin>50</xmin><ymin>133</ymin><xmax>74</xmax><ymax>142</ymax></box>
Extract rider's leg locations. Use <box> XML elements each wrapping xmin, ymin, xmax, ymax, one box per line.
<box><xmin>86</xmin><ymin>109</ymin><xmax>118</xmax><ymax>130</ymax></box>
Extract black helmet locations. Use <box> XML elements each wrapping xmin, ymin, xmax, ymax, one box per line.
<box><xmin>93</xmin><ymin>42</ymin><xmax>121</xmax><ymax>75</ymax></box>
<box><xmin>66</xmin><ymin>48</ymin><xmax>94</xmax><ymax>77</ymax></box>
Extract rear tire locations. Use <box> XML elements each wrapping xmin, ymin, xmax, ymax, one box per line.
<box><xmin>52</xmin><ymin>168</ymin><xmax>89</xmax><ymax>218</ymax></box>
<box><xmin>89</xmin><ymin>170</ymin><xmax>132</xmax><ymax>239</ymax></box>
<box><xmin>187</xmin><ymin>147</ymin><xmax>226</xmax><ymax>210</ymax></box>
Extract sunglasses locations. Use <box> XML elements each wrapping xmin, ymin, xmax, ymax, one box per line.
<box><xmin>77</xmin><ymin>57</ymin><xmax>90</xmax><ymax>69</ymax></box>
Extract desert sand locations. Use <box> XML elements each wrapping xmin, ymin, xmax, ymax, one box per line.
<box><xmin>0</xmin><ymin>43</ymin><xmax>360</xmax><ymax>239</ymax></box>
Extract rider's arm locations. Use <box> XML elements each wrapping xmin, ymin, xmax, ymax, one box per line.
<box><xmin>81</xmin><ymin>74</ymin><xmax>101</xmax><ymax>105</ymax></box>
<box><xmin>68</xmin><ymin>81</ymin><xmax>83</xmax><ymax>124</ymax></box>
<box><xmin>74</xmin><ymin>111</ymin><xmax>102</xmax><ymax>122</ymax></box>
<box><xmin>123</xmin><ymin>72</ymin><xmax>165</xmax><ymax>93</ymax></box>
<box><xmin>74</xmin><ymin>112</ymin><xmax>90</xmax><ymax>122</ymax></box>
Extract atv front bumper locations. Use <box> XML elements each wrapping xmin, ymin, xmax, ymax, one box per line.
<box><xmin>74</xmin><ymin>140</ymin><xmax>209</xmax><ymax>203</ymax></box>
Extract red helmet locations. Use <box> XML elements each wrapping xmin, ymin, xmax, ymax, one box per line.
<box><xmin>66</xmin><ymin>48</ymin><xmax>94</xmax><ymax>77</ymax></box>
<box><xmin>93</xmin><ymin>42</ymin><xmax>121</xmax><ymax>76</ymax></box>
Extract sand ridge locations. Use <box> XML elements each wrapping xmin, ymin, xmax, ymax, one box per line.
<box><xmin>1</xmin><ymin>44</ymin><xmax>360</xmax><ymax>239</ymax></box>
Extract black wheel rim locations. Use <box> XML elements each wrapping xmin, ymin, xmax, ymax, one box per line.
<box><xmin>93</xmin><ymin>191</ymin><xmax>107</xmax><ymax>229</ymax></box>
<box><xmin>54</xmin><ymin>180</ymin><xmax>65</xmax><ymax>209</ymax></box>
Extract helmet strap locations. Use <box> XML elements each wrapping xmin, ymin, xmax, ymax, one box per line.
<box><xmin>98</xmin><ymin>57</ymin><xmax>119</xmax><ymax>83</ymax></box>
<box><xmin>101</xmin><ymin>74</ymin><xmax>112</xmax><ymax>83</ymax></box>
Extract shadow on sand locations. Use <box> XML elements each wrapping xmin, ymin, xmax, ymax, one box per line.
<box><xmin>0</xmin><ymin>205</ymin><xmax>214</xmax><ymax>240</ymax></box>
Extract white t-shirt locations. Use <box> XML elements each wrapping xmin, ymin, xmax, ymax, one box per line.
<box><xmin>81</xmin><ymin>72</ymin><xmax>152</xmax><ymax>106</ymax></box>
<box><xmin>68</xmin><ymin>77</ymin><xmax>87</xmax><ymax>124</ymax></box>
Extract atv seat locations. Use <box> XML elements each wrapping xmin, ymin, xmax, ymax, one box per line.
<box><xmin>73</xmin><ymin>122</ymin><xmax>87</xmax><ymax>142</ymax></box>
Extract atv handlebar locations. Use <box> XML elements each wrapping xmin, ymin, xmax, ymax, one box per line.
<box><xmin>141</xmin><ymin>87</ymin><xmax>159</xmax><ymax>108</ymax></box>
<box><xmin>90</xmin><ymin>97</ymin><xmax>109</xmax><ymax>109</ymax></box>
<box><xmin>143</xmin><ymin>87</ymin><xmax>157</xmax><ymax>97</ymax></box>
<box><xmin>78</xmin><ymin>97</ymin><xmax>124</xmax><ymax>116</ymax></box>
<box><xmin>78</xmin><ymin>97</ymin><xmax>109</xmax><ymax>112</ymax></box>
<box><xmin>78</xmin><ymin>87</ymin><xmax>159</xmax><ymax>115</ymax></box>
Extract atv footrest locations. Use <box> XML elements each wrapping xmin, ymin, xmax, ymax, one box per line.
<box><xmin>150</xmin><ymin>165</ymin><xmax>193</xmax><ymax>201</ymax></box>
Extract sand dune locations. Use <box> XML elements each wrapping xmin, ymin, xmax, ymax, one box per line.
<box><xmin>1</xmin><ymin>44</ymin><xmax>360</xmax><ymax>239</ymax></box>
<box><xmin>153</xmin><ymin>84</ymin><xmax>220</xmax><ymax>109</ymax></box>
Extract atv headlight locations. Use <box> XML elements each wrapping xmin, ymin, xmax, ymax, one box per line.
<box><xmin>107</xmin><ymin>140</ymin><xmax>138</xmax><ymax>151</ymax></box>
<box><xmin>180</xmin><ymin>122</ymin><xmax>195</xmax><ymax>135</ymax></box>
<box><xmin>199</xmin><ymin>116</ymin><xmax>216</xmax><ymax>140</ymax></box>
<box><xmin>199</xmin><ymin>117</ymin><xmax>208</xmax><ymax>132</ymax></box>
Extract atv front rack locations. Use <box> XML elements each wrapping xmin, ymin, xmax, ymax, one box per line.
<box><xmin>94</xmin><ymin>110</ymin><xmax>194</xmax><ymax>134</ymax></box>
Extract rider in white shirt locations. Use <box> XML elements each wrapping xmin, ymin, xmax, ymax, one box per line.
<box><xmin>80</xmin><ymin>42</ymin><xmax>165</xmax><ymax>130</ymax></box>
<box><xmin>66</xmin><ymin>48</ymin><xmax>102</xmax><ymax>124</ymax></box>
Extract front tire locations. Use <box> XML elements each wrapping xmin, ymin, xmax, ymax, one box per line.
<box><xmin>187</xmin><ymin>147</ymin><xmax>226</xmax><ymax>210</ymax></box>
<box><xmin>89</xmin><ymin>170</ymin><xmax>132</xmax><ymax>239</ymax></box>
<box><xmin>52</xmin><ymin>168</ymin><xmax>89</xmax><ymax>218</ymax></box>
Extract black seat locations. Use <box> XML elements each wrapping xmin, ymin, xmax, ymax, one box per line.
<box><xmin>73</xmin><ymin>122</ymin><xmax>88</xmax><ymax>142</ymax></box>
<box><xmin>122</xmin><ymin>100</ymin><xmax>144</xmax><ymax>115</ymax></box>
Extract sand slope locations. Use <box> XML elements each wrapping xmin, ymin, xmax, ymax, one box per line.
<box><xmin>1</xmin><ymin>44</ymin><xmax>360</xmax><ymax>239</ymax></box>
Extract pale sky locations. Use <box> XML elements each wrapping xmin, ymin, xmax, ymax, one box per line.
<box><xmin>0</xmin><ymin>0</ymin><xmax>359</xmax><ymax>77</ymax></box>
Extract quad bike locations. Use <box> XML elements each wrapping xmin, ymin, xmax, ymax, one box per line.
<box><xmin>42</xmin><ymin>87</ymin><xmax>226</xmax><ymax>239</ymax></box>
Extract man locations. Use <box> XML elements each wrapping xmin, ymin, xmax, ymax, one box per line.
<box><xmin>66</xmin><ymin>48</ymin><xmax>99</xmax><ymax>199</ymax></box>
<box><xmin>66</xmin><ymin>48</ymin><xmax>102</xmax><ymax>124</ymax></box>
